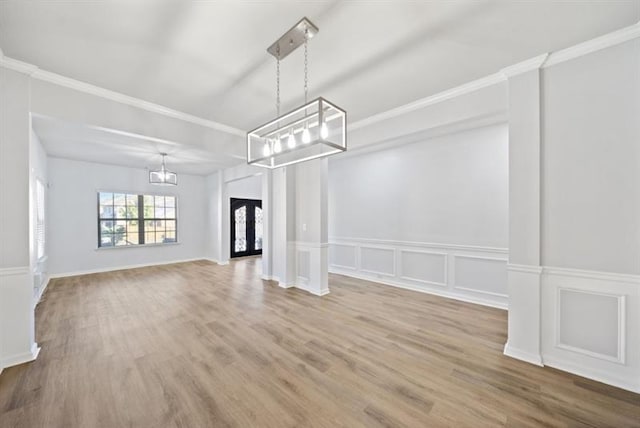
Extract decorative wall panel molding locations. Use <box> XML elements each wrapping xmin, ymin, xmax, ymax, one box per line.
<box><xmin>359</xmin><ymin>246</ymin><xmax>396</xmax><ymax>277</ymax></box>
<box><xmin>329</xmin><ymin>237</ymin><xmax>508</xmax><ymax>309</ymax></box>
<box><xmin>0</xmin><ymin>266</ymin><xmax>30</xmax><ymax>277</ymax></box>
<box><xmin>329</xmin><ymin>243</ymin><xmax>357</xmax><ymax>271</ymax></box>
<box><xmin>556</xmin><ymin>288</ymin><xmax>625</xmax><ymax>364</ymax></box>
<box><xmin>296</xmin><ymin>249</ymin><xmax>311</xmax><ymax>285</ymax></box>
<box><xmin>399</xmin><ymin>249</ymin><xmax>447</xmax><ymax>287</ymax></box>
<box><xmin>453</xmin><ymin>255</ymin><xmax>508</xmax><ymax>298</ymax></box>
<box><xmin>540</xmin><ymin>265</ymin><xmax>640</xmax><ymax>393</ymax></box>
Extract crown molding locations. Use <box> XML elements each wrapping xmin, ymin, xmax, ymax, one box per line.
<box><xmin>350</xmin><ymin>72</ymin><xmax>505</xmax><ymax>131</ymax></box>
<box><xmin>0</xmin><ymin>52</ymin><xmax>245</xmax><ymax>137</ymax></box>
<box><xmin>351</xmin><ymin>21</ymin><xmax>640</xmax><ymax>132</ymax></box>
<box><xmin>501</xmin><ymin>53</ymin><xmax>549</xmax><ymax>78</ymax></box>
<box><xmin>0</xmin><ymin>52</ymin><xmax>39</xmax><ymax>75</ymax></box>
<box><xmin>2</xmin><ymin>21</ymin><xmax>638</xmax><ymax>138</ymax></box>
<box><xmin>544</xmin><ymin>21</ymin><xmax>640</xmax><ymax>68</ymax></box>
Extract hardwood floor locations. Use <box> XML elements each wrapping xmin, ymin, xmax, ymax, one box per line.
<box><xmin>1</xmin><ymin>258</ymin><xmax>638</xmax><ymax>427</ymax></box>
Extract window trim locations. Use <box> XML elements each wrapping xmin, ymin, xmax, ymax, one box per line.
<box><xmin>35</xmin><ymin>178</ymin><xmax>46</xmax><ymax>261</ymax></box>
<box><xmin>96</xmin><ymin>191</ymin><xmax>178</xmax><ymax>249</ymax></box>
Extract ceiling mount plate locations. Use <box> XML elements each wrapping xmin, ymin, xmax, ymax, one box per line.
<box><xmin>267</xmin><ymin>17</ymin><xmax>319</xmax><ymax>60</ymax></box>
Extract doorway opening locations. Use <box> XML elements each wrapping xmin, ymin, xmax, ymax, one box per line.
<box><xmin>230</xmin><ymin>198</ymin><xmax>263</xmax><ymax>258</ymax></box>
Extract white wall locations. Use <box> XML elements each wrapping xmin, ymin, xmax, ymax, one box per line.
<box><xmin>503</xmin><ymin>31</ymin><xmax>640</xmax><ymax>393</ymax></box>
<box><xmin>47</xmin><ymin>157</ymin><xmax>207</xmax><ymax>275</ymax></box>
<box><xmin>204</xmin><ymin>172</ymin><xmax>220</xmax><ymax>262</ymax></box>
<box><xmin>328</xmin><ymin>123</ymin><xmax>509</xmax><ymax>307</ymax></box>
<box><xmin>542</xmin><ymin>39</ymin><xmax>640</xmax><ymax>275</ymax></box>
<box><xmin>227</xmin><ymin>174</ymin><xmax>262</xmax><ymax>200</ymax></box>
<box><xmin>330</xmin><ymin>124</ymin><xmax>508</xmax><ymax>246</ymax></box>
<box><xmin>537</xmin><ymin>38</ymin><xmax>640</xmax><ymax>392</ymax></box>
<box><xmin>0</xmin><ymin>66</ymin><xmax>38</xmax><ymax>372</ymax></box>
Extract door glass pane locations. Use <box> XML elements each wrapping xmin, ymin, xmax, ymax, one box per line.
<box><xmin>255</xmin><ymin>206</ymin><xmax>263</xmax><ymax>251</ymax></box>
<box><xmin>234</xmin><ymin>206</ymin><xmax>247</xmax><ymax>252</ymax></box>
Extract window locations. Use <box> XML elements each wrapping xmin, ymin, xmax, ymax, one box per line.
<box><xmin>98</xmin><ymin>192</ymin><xmax>177</xmax><ymax>248</ymax></box>
<box><xmin>36</xmin><ymin>179</ymin><xmax>46</xmax><ymax>260</ymax></box>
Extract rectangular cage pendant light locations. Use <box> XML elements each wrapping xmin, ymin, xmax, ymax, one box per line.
<box><xmin>247</xmin><ymin>17</ymin><xmax>347</xmax><ymax>169</ymax></box>
<box><xmin>149</xmin><ymin>153</ymin><xmax>178</xmax><ymax>185</ymax></box>
<box><xmin>247</xmin><ymin>97</ymin><xmax>346</xmax><ymax>169</ymax></box>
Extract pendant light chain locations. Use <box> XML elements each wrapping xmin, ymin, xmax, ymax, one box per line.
<box><xmin>276</xmin><ymin>45</ymin><xmax>281</xmax><ymax>117</ymax></box>
<box><xmin>304</xmin><ymin>28</ymin><xmax>309</xmax><ymax>104</ymax></box>
<box><xmin>249</xmin><ymin>18</ymin><xmax>347</xmax><ymax>168</ymax></box>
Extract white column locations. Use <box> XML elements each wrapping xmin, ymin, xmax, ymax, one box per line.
<box><xmin>294</xmin><ymin>158</ymin><xmax>329</xmax><ymax>296</ymax></box>
<box><xmin>216</xmin><ymin>170</ymin><xmax>229</xmax><ymax>265</ymax></box>
<box><xmin>0</xmin><ymin>65</ymin><xmax>39</xmax><ymax>372</ymax></box>
<box><xmin>260</xmin><ymin>170</ymin><xmax>273</xmax><ymax>280</ymax></box>
<box><xmin>502</xmin><ymin>54</ymin><xmax>548</xmax><ymax>366</ymax></box>
<box><xmin>272</xmin><ymin>166</ymin><xmax>296</xmax><ymax>287</ymax></box>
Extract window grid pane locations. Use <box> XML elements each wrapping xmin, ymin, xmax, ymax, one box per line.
<box><xmin>98</xmin><ymin>192</ymin><xmax>177</xmax><ymax>248</ymax></box>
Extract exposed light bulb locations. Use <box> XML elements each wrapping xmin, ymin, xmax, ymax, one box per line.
<box><xmin>287</xmin><ymin>132</ymin><xmax>296</xmax><ymax>149</ymax></box>
<box><xmin>262</xmin><ymin>141</ymin><xmax>271</xmax><ymax>157</ymax></box>
<box><xmin>273</xmin><ymin>138</ymin><xmax>282</xmax><ymax>153</ymax></box>
<box><xmin>302</xmin><ymin>127</ymin><xmax>311</xmax><ymax>144</ymax></box>
<box><xmin>320</xmin><ymin>121</ymin><xmax>329</xmax><ymax>139</ymax></box>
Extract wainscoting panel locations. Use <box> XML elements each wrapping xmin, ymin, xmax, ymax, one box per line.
<box><xmin>329</xmin><ymin>237</ymin><xmax>508</xmax><ymax>309</ymax></box>
<box><xmin>541</xmin><ymin>267</ymin><xmax>639</xmax><ymax>393</ymax></box>
<box><xmin>296</xmin><ymin>249</ymin><xmax>311</xmax><ymax>286</ymax></box>
<box><xmin>399</xmin><ymin>250</ymin><xmax>447</xmax><ymax>286</ymax></box>
<box><xmin>453</xmin><ymin>255</ymin><xmax>508</xmax><ymax>298</ymax></box>
<box><xmin>558</xmin><ymin>288</ymin><xmax>623</xmax><ymax>363</ymax></box>
<box><xmin>0</xmin><ymin>266</ymin><xmax>39</xmax><ymax>372</ymax></box>
<box><xmin>360</xmin><ymin>246</ymin><xmax>395</xmax><ymax>277</ymax></box>
<box><xmin>328</xmin><ymin>243</ymin><xmax>357</xmax><ymax>270</ymax></box>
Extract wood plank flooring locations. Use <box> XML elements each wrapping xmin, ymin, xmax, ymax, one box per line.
<box><xmin>1</xmin><ymin>258</ymin><xmax>638</xmax><ymax>427</ymax></box>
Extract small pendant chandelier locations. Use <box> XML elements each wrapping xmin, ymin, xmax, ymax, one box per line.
<box><xmin>247</xmin><ymin>17</ymin><xmax>347</xmax><ymax>169</ymax></box>
<box><xmin>149</xmin><ymin>153</ymin><xmax>177</xmax><ymax>185</ymax></box>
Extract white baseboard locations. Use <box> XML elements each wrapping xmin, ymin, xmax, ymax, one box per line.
<box><xmin>49</xmin><ymin>258</ymin><xmax>209</xmax><ymax>279</ymax></box>
<box><xmin>503</xmin><ymin>342</ymin><xmax>544</xmax><ymax>366</ymax></box>
<box><xmin>34</xmin><ymin>275</ymin><xmax>50</xmax><ymax>307</ymax></box>
<box><xmin>543</xmin><ymin>355</ymin><xmax>639</xmax><ymax>394</ymax></box>
<box><xmin>278</xmin><ymin>281</ymin><xmax>295</xmax><ymax>289</ymax></box>
<box><xmin>294</xmin><ymin>284</ymin><xmax>330</xmax><ymax>296</ymax></box>
<box><xmin>276</xmin><ymin>281</ymin><xmax>328</xmax><ymax>296</ymax></box>
<box><xmin>331</xmin><ymin>268</ymin><xmax>507</xmax><ymax>310</ymax></box>
<box><xmin>203</xmin><ymin>258</ymin><xmax>231</xmax><ymax>266</ymax></box>
<box><xmin>1</xmin><ymin>343</ymin><xmax>40</xmax><ymax>372</ymax></box>
<box><xmin>308</xmin><ymin>288</ymin><xmax>330</xmax><ymax>297</ymax></box>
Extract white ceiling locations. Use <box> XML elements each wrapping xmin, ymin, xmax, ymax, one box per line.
<box><xmin>3</xmin><ymin>1</ymin><xmax>639</xmax><ymax>173</ymax></box>
<box><xmin>32</xmin><ymin>114</ymin><xmax>238</xmax><ymax>175</ymax></box>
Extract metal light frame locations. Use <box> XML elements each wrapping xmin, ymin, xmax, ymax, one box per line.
<box><xmin>247</xmin><ymin>17</ymin><xmax>347</xmax><ymax>169</ymax></box>
<box><xmin>247</xmin><ymin>97</ymin><xmax>346</xmax><ymax>168</ymax></box>
<box><xmin>149</xmin><ymin>153</ymin><xmax>178</xmax><ymax>185</ymax></box>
